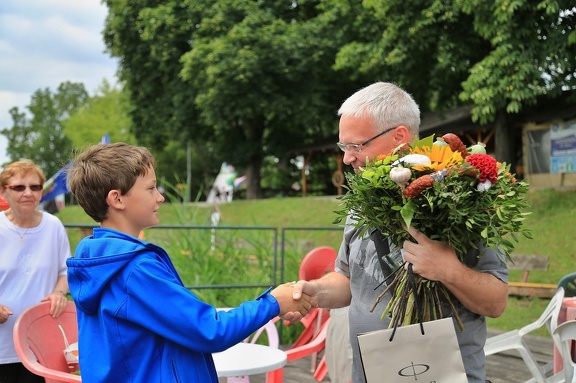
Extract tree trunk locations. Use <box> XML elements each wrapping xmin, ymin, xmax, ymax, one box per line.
<box><xmin>494</xmin><ymin>110</ymin><xmax>516</xmax><ymax>171</ymax></box>
<box><xmin>245</xmin><ymin>158</ymin><xmax>263</xmax><ymax>200</ymax></box>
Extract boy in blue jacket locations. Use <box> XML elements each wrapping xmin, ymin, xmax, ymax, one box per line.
<box><xmin>66</xmin><ymin>142</ymin><xmax>311</xmax><ymax>383</ymax></box>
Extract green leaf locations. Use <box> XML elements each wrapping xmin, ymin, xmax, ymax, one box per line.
<box><xmin>401</xmin><ymin>201</ymin><xmax>415</xmax><ymax>229</ymax></box>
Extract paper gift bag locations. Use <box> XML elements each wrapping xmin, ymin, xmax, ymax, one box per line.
<box><xmin>58</xmin><ymin>324</ymin><xmax>79</xmax><ymax>368</ymax></box>
<box><xmin>357</xmin><ymin>317</ymin><xmax>467</xmax><ymax>383</ymax></box>
<box><xmin>63</xmin><ymin>342</ymin><xmax>79</xmax><ymax>365</ymax></box>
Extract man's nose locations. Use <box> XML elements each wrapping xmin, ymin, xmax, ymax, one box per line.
<box><xmin>342</xmin><ymin>151</ymin><xmax>356</xmax><ymax>165</ymax></box>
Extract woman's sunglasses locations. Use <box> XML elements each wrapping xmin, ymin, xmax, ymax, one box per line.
<box><xmin>4</xmin><ymin>184</ymin><xmax>43</xmax><ymax>192</ymax></box>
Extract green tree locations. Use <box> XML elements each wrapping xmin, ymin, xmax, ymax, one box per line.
<box><xmin>328</xmin><ymin>0</ymin><xmax>576</xmax><ymax>166</ymax></box>
<box><xmin>103</xmin><ymin>0</ymin><xmax>363</xmax><ymax>199</ymax></box>
<box><xmin>1</xmin><ymin>82</ymin><xmax>88</xmax><ymax>176</ymax></box>
<box><xmin>64</xmin><ymin>80</ymin><xmax>136</xmax><ymax>149</ymax></box>
<box><xmin>457</xmin><ymin>0</ymin><xmax>576</xmax><ymax>163</ymax></box>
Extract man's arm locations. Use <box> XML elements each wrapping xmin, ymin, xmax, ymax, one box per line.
<box><xmin>440</xmin><ymin>265</ymin><xmax>508</xmax><ymax>318</ymax></box>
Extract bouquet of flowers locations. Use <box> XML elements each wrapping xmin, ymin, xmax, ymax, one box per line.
<box><xmin>333</xmin><ymin>133</ymin><xmax>531</xmax><ymax>330</ymax></box>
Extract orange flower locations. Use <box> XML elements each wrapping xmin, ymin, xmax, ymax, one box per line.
<box><xmin>410</xmin><ymin>145</ymin><xmax>463</xmax><ymax>171</ymax></box>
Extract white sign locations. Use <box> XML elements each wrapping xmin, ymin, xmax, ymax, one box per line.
<box><xmin>550</xmin><ymin>121</ymin><xmax>576</xmax><ymax>174</ymax></box>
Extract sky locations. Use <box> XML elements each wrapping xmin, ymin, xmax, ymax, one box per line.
<box><xmin>0</xmin><ymin>0</ymin><xmax>118</xmax><ymax>167</ymax></box>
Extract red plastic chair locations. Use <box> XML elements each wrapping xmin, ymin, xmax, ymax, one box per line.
<box><xmin>13</xmin><ymin>301</ymin><xmax>81</xmax><ymax>383</ymax></box>
<box><xmin>298</xmin><ymin>246</ymin><xmax>338</xmax><ymax>281</ymax></box>
<box><xmin>0</xmin><ymin>195</ymin><xmax>9</xmax><ymax>210</ymax></box>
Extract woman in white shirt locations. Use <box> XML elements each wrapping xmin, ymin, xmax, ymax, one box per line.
<box><xmin>0</xmin><ymin>159</ymin><xmax>71</xmax><ymax>383</ymax></box>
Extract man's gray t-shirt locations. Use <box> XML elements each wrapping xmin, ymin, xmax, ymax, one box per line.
<box><xmin>335</xmin><ymin>219</ymin><xmax>509</xmax><ymax>383</ymax></box>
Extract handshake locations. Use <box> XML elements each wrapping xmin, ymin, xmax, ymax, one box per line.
<box><xmin>270</xmin><ymin>281</ymin><xmax>314</xmax><ymax>320</ymax></box>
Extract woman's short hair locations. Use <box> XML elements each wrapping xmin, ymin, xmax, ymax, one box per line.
<box><xmin>0</xmin><ymin>159</ymin><xmax>46</xmax><ymax>188</ymax></box>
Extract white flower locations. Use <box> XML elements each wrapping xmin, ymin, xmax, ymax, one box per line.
<box><xmin>395</xmin><ymin>154</ymin><xmax>431</xmax><ymax>167</ymax></box>
<box><xmin>477</xmin><ymin>180</ymin><xmax>492</xmax><ymax>191</ymax></box>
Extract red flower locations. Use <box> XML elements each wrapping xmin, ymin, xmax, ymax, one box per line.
<box><xmin>465</xmin><ymin>154</ymin><xmax>498</xmax><ymax>183</ymax></box>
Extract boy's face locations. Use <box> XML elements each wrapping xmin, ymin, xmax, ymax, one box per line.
<box><xmin>122</xmin><ymin>167</ymin><xmax>165</xmax><ymax>233</ymax></box>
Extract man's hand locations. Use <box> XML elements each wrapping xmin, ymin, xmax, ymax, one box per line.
<box><xmin>402</xmin><ymin>226</ymin><xmax>459</xmax><ymax>282</ymax></box>
<box><xmin>403</xmin><ymin>226</ymin><xmax>508</xmax><ymax>317</ymax></box>
<box><xmin>0</xmin><ymin>304</ymin><xmax>13</xmax><ymax>324</ymax></box>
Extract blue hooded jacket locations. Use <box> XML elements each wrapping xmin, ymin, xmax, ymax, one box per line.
<box><xmin>66</xmin><ymin>228</ymin><xmax>280</xmax><ymax>382</ymax></box>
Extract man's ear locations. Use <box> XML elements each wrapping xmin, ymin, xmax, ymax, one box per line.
<box><xmin>106</xmin><ymin>190</ymin><xmax>125</xmax><ymax>211</ymax></box>
<box><xmin>391</xmin><ymin>125</ymin><xmax>411</xmax><ymax>145</ymax></box>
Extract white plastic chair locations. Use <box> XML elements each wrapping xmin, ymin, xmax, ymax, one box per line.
<box><xmin>485</xmin><ymin>287</ymin><xmax>565</xmax><ymax>383</ymax></box>
<box><xmin>553</xmin><ymin>319</ymin><xmax>576</xmax><ymax>383</ymax></box>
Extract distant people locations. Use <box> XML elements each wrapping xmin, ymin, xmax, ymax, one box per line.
<box><xmin>0</xmin><ymin>159</ymin><xmax>71</xmax><ymax>383</ymax></box>
<box><xmin>65</xmin><ymin>142</ymin><xmax>312</xmax><ymax>382</ymax></box>
<box><xmin>207</xmin><ymin>163</ymin><xmax>237</xmax><ymax>203</ymax></box>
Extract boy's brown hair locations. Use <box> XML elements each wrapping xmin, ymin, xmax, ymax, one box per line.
<box><xmin>68</xmin><ymin>143</ymin><xmax>156</xmax><ymax>222</ymax></box>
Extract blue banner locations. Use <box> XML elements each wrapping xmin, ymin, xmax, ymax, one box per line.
<box><xmin>100</xmin><ymin>133</ymin><xmax>110</xmax><ymax>144</ymax></box>
<box><xmin>41</xmin><ymin>162</ymin><xmax>71</xmax><ymax>203</ymax></box>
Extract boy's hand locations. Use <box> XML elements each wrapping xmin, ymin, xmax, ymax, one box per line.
<box><xmin>271</xmin><ymin>283</ymin><xmax>312</xmax><ymax>317</ymax></box>
<box><xmin>282</xmin><ymin>280</ymin><xmax>318</xmax><ymax>323</ymax></box>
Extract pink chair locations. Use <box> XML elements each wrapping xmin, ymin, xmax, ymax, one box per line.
<box><xmin>13</xmin><ymin>300</ymin><xmax>81</xmax><ymax>383</ymax></box>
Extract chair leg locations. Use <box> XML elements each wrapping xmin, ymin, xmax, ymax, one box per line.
<box><xmin>313</xmin><ymin>355</ymin><xmax>328</xmax><ymax>381</ymax></box>
<box><xmin>310</xmin><ymin>310</ymin><xmax>326</xmax><ymax>372</ymax></box>
<box><xmin>266</xmin><ymin>367</ymin><xmax>283</xmax><ymax>383</ymax></box>
<box><xmin>515</xmin><ymin>345</ymin><xmax>547</xmax><ymax>383</ymax></box>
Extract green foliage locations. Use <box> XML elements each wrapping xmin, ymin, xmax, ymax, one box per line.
<box><xmin>64</xmin><ymin>80</ymin><xmax>137</xmax><ymax>149</ymax></box>
<box><xmin>177</xmin><ymin>1</ymin><xmax>351</xmax><ymax>197</ymax></box>
<box><xmin>103</xmin><ymin>0</ymin><xmax>364</xmax><ymax>198</ymax></box>
<box><xmin>260</xmin><ymin>156</ymin><xmax>300</xmax><ymax>193</ymax></box>
<box><xmin>331</xmin><ymin>0</ymin><xmax>576</xmax><ymax>124</ymax></box>
<box><xmin>455</xmin><ymin>0</ymin><xmax>576</xmax><ymax>124</ymax></box>
<box><xmin>1</xmin><ymin>82</ymin><xmax>88</xmax><ymax>174</ymax></box>
<box><xmin>96</xmin><ymin>0</ymin><xmax>576</xmax><ymax>201</ymax></box>
<box><xmin>486</xmin><ymin>189</ymin><xmax>576</xmax><ymax>336</ymax></box>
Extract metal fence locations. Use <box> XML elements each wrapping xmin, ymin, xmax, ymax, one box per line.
<box><xmin>64</xmin><ymin>224</ymin><xmax>341</xmax><ymax>291</ymax></box>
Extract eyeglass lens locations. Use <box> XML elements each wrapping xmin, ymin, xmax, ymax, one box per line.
<box><xmin>337</xmin><ymin>126</ymin><xmax>397</xmax><ymax>153</ymax></box>
<box><xmin>5</xmin><ymin>184</ymin><xmax>43</xmax><ymax>192</ymax></box>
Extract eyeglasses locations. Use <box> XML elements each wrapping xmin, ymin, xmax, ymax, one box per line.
<box><xmin>337</xmin><ymin>126</ymin><xmax>397</xmax><ymax>153</ymax></box>
<box><xmin>4</xmin><ymin>184</ymin><xmax>43</xmax><ymax>192</ymax></box>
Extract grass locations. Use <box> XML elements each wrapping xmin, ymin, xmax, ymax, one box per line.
<box><xmin>58</xmin><ymin>189</ymin><xmax>576</xmax><ymax>337</ymax></box>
